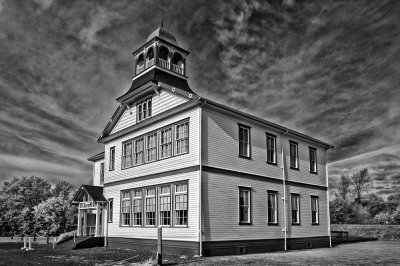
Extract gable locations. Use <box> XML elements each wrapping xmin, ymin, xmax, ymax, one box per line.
<box><xmin>110</xmin><ymin>89</ymin><xmax>189</xmax><ymax>134</ymax></box>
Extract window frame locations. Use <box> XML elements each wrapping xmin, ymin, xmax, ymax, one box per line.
<box><xmin>145</xmin><ymin>188</ymin><xmax>156</xmax><ymax>227</ymax></box>
<box><xmin>146</xmin><ymin>131</ymin><xmax>158</xmax><ymax>163</ymax></box>
<box><xmin>174</xmin><ymin>182</ymin><xmax>188</xmax><ymax>227</ymax></box>
<box><xmin>122</xmin><ymin>140</ymin><xmax>133</xmax><ymax>169</ymax></box>
<box><xmin>238</xmin><ymin>186</ymin><xmax>252</xmax><ymax>225</ymax></box>
<box><xmin>267</xmin><ymin>190</ymin><xmax>278</xmax><ymax>225</ymax></box>
<box><xmin>291</xmin><ymin>193</ymin><xmax>300</xmax><ymax>225</ymax></box>
<box><xmin>289</xmin><ymin>141</ymin><xmax>299</xmax><ymax>170</ymax></box>
<box><xmin>238</xmin><ymin>124</ymin><xmax>251</xmax><ymax>159</ymax></box>
<box><xmin>136</xmin><ymin>97</ymin><xmax>152</xmax><ymax>123</ymax></box>
<box><xmin>159</xmin><ymin>126</ymin><xmax>173</xmax><ymax>160</ymax></box>
<box><xmin>109</xmin><ymin>147</ymin><xmax>115</xmax><ymax>171</ymax></box>
<box><xmin>107</xmin><ymin>198</ymin><xmax>113</xmax><ymax>223</ymax></box>
<box><xmin>175</xmin><ymin>121</ymin><xmax>189</xmax><ymax>155</ymax></box>
<box><xmin>309</xmin><ymin>147</ymin><xmax>318</xmax><ymax>174</ymax></box>
<box><xmin>121</xmin><ymin>191</ymin><xmax>131</xmax><ymax>226</ymax></box>
<box><xmin>311</xmin><ymin>196</ymin><xmax>319</xmax><ymax>225</ymax></box>
<box><xmin>132</xmin><ymin>189</ymin><xmax>143</xmax><ymax>226</ymax></box>
<box><xmin>159</xmin><ymin>185</ymin><xmax>171</xmax><ymax>226</ymax></box>
<box><xmin>266</xmin><ymin>133</ymin><xmax>277</xmax><ymax>165</ymax></box>
<box><xmin>133</xmin><ymin>137</ymin><xmax>145</xmax><ymax>166</ymax></box>
<box><xmin>100</xmin><ymin>162</ymin><xmax>104</xmax><ymax>185</ymax></box>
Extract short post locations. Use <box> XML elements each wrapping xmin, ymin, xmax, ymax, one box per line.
<box><xmin>156</xmin><ymin>226</ymin><xmax>162</xmax><ymax>265</ymax></box>
<box><xmin>47</xmin><ymin>228</ymin><xmax>50</xmax><ymax>244</ymax></box>
<box><xmin>27</xmin><ymin>237</ymin><xmax>34</xmax><ymax>250</ymax></box>
<box><xmin>33</xmin><ymin>228</ymin><xmax>36</xmax><ymax>242</ymax></box>
<box><xmin>53</xmin><ymin>237</ymin><xmax>56</xmax><ymax>249</ymax></box>
<box><xmin>20</xmin><ymin>228</ymin><xmax>23</xmax><ymax>241</ymax></box>
<box><xmin>21</xmin><ymin>237</ymin><xmax>27</xmax><ymax>250</ymax></box>
<box><xmin>74</xmin><ymin>231</ymin><xmax>76</xmax><ymax>243</ymax></box>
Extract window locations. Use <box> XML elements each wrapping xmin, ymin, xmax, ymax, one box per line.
<box><xmin>268</xmin><ymin>191</ymin><xmax>278</xmax><ymax>224</ymax></box>
<box><xmin>100</xmin><ymin>163</ymin><xmax>104</xmax><ymax>185</ymax></box>
<box><xmin>291</xmin><ymin>194</ymin><xmax>300</xmax><ymax>224</ymax></box>
<box><xmin>109</xmin><ymin>147</ymin><xmax>115</xmax><ymax>171</ymax></box>
<box><xmin>108</xmin><ymin>199</ymin><xmax>113</xmax><ymax>223</ymax></box>
<box><xmin>175</xmin><ymin>183</ymin><xmax>188</xmax><ymax>226</ymax></box>
<box><xmin>309</xmin><ymin>147</ymin><xmax>317</xmax><ymax>173</ymax></box>
<box><xmin>137</xmin><ymin>98</ymin><xmax>152</xmax><ymax>122</ymax></box>
<box><xmin>311</xmin><ymin>196</ymin><xmax>319</xmax><ymax>224</ymax></box>
<box><xmin>146</xmin><ymin>132</ymin><xmax>157</xmax><ymax>162</ymax></box>
<box><xmin>121</xmin><ymin>191</ymin><xmax>131</xmax><ymax>226</ymax></box>
<box><xmin>133</xmin><ymin>190</ymin><xmax>142</xmax><ymax>226</ymax></box>
<box><xmin>175</xmin><ymin>121</ymin><xmax>189</xmax><ymax>155</ymax></box>
<box><xmin>134</xmin><ymin>137</ymin><xmax>144</xmax><ymax>166</ymax></box>
<box><xmin>160</xmin><ymin>127</ymin><xmax>172</xmax><ymax>159</ymax></box>
<box><xmin>266</xmin><ymin>134</ymin><xmax>277</xmax><ymax>164</ymax></box>
<box><xmin>289</xmin><ymin>141</ymin><xmax>299</xmax><ymax>169</ymax></box>
<box><xmin>238</xmin><ymin>125</ymin><xmax>250</xmax><ymax>158</ymax></box>
<box><xmin>239</xmin><ymin>187</ymin><xmax>251</xmax><ymax>224</ymax></box>
<box><xmin>145</xmin><ymin>188</ymin><xmax>156</xmax><ymax>226</ymax></box>
<box><xmin>159</xmin><ymin>185</ymin><xmax>171</xmax><ymax>226</ymax></box>
<box><xmin>122</xmin><ymin>141</ymin><xmax>133</xmax><ymax>169</ymax></box>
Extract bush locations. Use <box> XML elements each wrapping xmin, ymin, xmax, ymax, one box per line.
<box><xmin>55</xmin><ymin>231</ymin><xmax>76</xmax><ymax>244</ymax></box>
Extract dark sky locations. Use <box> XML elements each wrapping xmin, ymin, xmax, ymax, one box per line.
<box><xmin>0</xmin><ymin>0</ymin><xmax>399</xmax><ymax>198</ymax></box>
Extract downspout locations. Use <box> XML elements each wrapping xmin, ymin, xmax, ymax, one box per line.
<box><xmin>326</xmin><ymin>148</ymin><xmax>333</xmax><ymax>247</ymax></box>
<box><xmin>198</xmin><ymin>100</ymin><xmax>206</xmax><ymax>257</ymax></box>
<box><xmin>280</xmin><ymin>130</ymin><xmax>289</xmax><ymax>251</ymax></box>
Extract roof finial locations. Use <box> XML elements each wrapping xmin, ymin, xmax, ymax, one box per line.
<box><xmin>161</xmin><ymin>17</ymin><xmax>164</xmax><ymax>28</ymax></box>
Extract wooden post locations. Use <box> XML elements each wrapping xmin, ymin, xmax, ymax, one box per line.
<box><xmin>77</xmin><ymin>206</ymin><xmax>81</xmax><ymax>236</ymax></box>
<box><xmin>20</xmin><ymin>228</ymin><xmax>23</xmax><ymax>241</ymax></box>
<box><xmin>47</xmin><ymin>228</ymin><xmax>50</xmax><ymax>244</ymax></box>
<box><xmin>157</xmin><ymin>226</ymin><xmax>162</xmax><ymax>265</ymax></box>
<box><xmin>33</xmin><ymin>228</ymin><xmax>36</xmax><ymax>242</ymax></box>
<box><xmin>21</xmin><ymin>237</ymin><xmax>27</xmax><ymax>250</ymax></box>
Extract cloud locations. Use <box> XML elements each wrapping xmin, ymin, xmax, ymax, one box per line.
<box><xmin>33</xmin><ymin>0</ymin><xmax>55</xmax><ymax>11</ymax></box>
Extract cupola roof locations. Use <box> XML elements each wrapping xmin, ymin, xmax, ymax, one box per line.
<box><xmin>146</xmin><ymin>26</ymin><xmax>178</xmax><ymax>45</ymax></box>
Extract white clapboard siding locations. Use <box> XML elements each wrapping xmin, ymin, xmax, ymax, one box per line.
<box><xmin>111</xmin><ymin>90</ymin><xmax>188</xmax><ymax>134</ymax></box>
<box><xmin>202</xmin><ymin>107</ymin><xmax>327</xmax><ymax>187</ymax></box>
<box><xmin>202</xmin><ymin>171</ymin><xmax>329</xmax><ymax>241</ymax></box>
<box><xmin>93</xmin><ymin>159</ymin><xmax>104</xmax><ymax>186</ymax></box>
<box><xmin>104</xmin><ymin>107</ymin><xmax>199</xmax><ymax>184</ymax></box>
<box><xmin>104</xmin><ymin>170</ymin><xmax>199</xmax><ymax>241</ymax></box>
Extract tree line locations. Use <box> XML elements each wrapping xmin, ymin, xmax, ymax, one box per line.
<box><xmin>330</xmin><ymin>168</ymin><xmax>400</xmax><ymax>224</ymax></box>
<box><xmin>0</xmin><ymin>176</ymin><xmax>77</xmax><ymax>237</ymax></box>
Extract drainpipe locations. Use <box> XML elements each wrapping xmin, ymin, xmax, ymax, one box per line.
<box><xmin>280</xmin><ymin>130</ymin><xmax>289</xmax><ymax>251</ymax></box>
<box><xmin>326</xmin><ymin>148</ymin><xmax>333</xmax><ymax>247</ymax></box>
<box><xmin>198</xmin><ymin>101</ymin><xmax>206</xmax><ymax>257</ymax></box>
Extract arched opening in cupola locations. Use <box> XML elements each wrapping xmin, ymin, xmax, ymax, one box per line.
<box><xmin>158</xmin><ymin>45</ymin><xmax>170</xmax><ymax>69</ymax></box>
<box><xmin>146</xmin><ymin>47</ymin><xmax>155</xmax><ymax>67</ymax></box>
<box><xmin>136</xmin><ymin>53</ymin><xmax>145</xmax><ymax>74</ymax></box>
<box><xmin>171</xmin><ymin>52</ymin><xmax>184</xmax><ymax>75</ymax></box>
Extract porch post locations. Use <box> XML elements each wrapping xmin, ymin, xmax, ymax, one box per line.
<box><xmin>77</xmin><ymin>206</ymin><xmax>81</xmax><ymax>236</ymax></box>
<box><xmin>95</xmin><ymin>203</ymin><xmax>100</xmax><ymax>237</ymax></box>
<box><xmin>83</xmin><ymin>210</ymin><xmax>87</xmax><ymax>236</ymax></box>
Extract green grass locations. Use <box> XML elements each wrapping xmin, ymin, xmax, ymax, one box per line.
<box><xmin>331</xmin><ymin>224</ymin><xmax>400</xmax><ymax>240</ymax></box>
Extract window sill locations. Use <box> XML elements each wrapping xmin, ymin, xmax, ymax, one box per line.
<box><xmin>109</xmin><ymin>169</ymin><xmax>114</xmax><ymax>172</ymax></box>
<box><xmin>239</xmin><ymin>222</ymin><xmax>252</xmax><ymax>225</ymax></box>
<box><xmin>107</xmin><ymin>221</ymin><xmax>113</xmax><ymax>223</ymax></box>
<box><xmin>291</xmin><ymin>223</ymin><xmax>301</xmax><ymax>226</ymax></box>
<box><xmin>268</xmin><ymin>222</ymin><xmax>279</xmax><ymax>226</ymax></box>
<box><xmin>266</xmin><ymin>161</ymin><xmax>277</xmax><ymax>166</ymax></box>
<box><xmin>238</xmin><ymin>155</ymin><xmax>251</xmax><ymax>160</ymax></box>
<box><xmin>310</xmin><ymin>171</ymin><xmax>318</xmax><ymax>175</ymax></box>
<box><xmin>311</xmin><ymin>223</ymin><xmax>319</xmax><ymax>226</ymax></box>
<box><xmin>290</xmin><ymin>167</ymin><xmax>300</xmax><ymax>171</ymax></box>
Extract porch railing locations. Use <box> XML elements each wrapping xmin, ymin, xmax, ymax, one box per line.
<box><xmin>80</xmin><ymin>226</ymin><xmax>102</xmax><ymax>237</ymax></box>
<box><xmin>157</xmin><ymin>58</ymin><xmax>170</xmax><ymax>69</ymax></box>
<box><xmin>146</xmin><ymin>58</ymin><xmax>155</xmax><ymax>68</ymax></box>
<box><xmin>136</xmin><ymin>64</ymin><xmax>145</xmax><ymax>74</ymax></box>
<box><xmin>172</xmin><ymin>64</ymin><xmax>183</xmax><ymax>75</ymax></box>
<box><xmin>79</xmin><ymin>201</ymin><xmax>96</xmax><ymax>209</ymax></box>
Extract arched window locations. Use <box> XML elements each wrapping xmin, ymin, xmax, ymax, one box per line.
<box><xmin>171</xmin><ymin>52</ymin><xmax>184</xmax><ymax>75</ymax></box>
<box><xmin>136</xmin><ymin>53</ymin><xmax>145</xmax><ymax>74</ymax></box>
<box><xmin>158</xmin><ymin>45</ymin><xmax>170</xmax><ymax>69</ymax></box>
<box><xmin>146</xmin><ymin>47</ymin><xmax>155</xmax><ymax>67</ymax></box>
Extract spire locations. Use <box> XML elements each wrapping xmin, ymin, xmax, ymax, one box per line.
<box><xmin>161</xmin><ymin>17</ymin><xmax>164</xmax><ymax>28</ymax></box>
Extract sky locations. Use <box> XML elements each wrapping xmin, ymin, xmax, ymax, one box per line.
<box><xmin>0</xmin><ymin>0</ymin><xmax>399</xmax><ymax>199</ymax></box>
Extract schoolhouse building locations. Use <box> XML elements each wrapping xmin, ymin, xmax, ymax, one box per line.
<box><xmin>72</xmin><ymin>25</ymin><xmax>333</xmax><ymax>256</ymax></box>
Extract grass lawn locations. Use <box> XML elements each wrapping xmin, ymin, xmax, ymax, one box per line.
<box><xmin>0</xmin><ymin>240</ymin><xmax>399</xmax><ymax>265</ymax></box>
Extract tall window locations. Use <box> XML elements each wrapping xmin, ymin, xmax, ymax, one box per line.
<box><xmin>309</xmin><ymin>147</ymin><xmax>317</xmax><ymax>173</ymax></box>
<box><xmin>311</xmin><ymin>196</ymin><xmax>319</xmax><ymax>224</ymax></box>
<box><xmin>176</xmin><ymin>121</ymin><xmax>189</xmax><ymax>155</ymax></box>
<box><xmin>239</xmin><ymin>187</ymin><xmax>251</xmax><ymax>224</ymax></box>
<box><xmin>137</xmin><ymin>98</ymin><xmax>152</xmax><ymax>122</ymax></box>
<box><xmin>107</xmin><ymin>199</ymin><xmax>113</xmax><ymax>223</ymax></box>
<box><xmin>146</xmin><ymin>132</ymin><xmax>157</xmax><ymax>162</ymax></box>
<box><xmin>160</xmin><ymin>127</ymin><xmax>172</xmax><ymax>159</ymax></box>
<box><xmin>134</xmin><ymin>137</ymin><xmax>144</xmax><ymax>165</ymax></box>
<box><xmin>109</xmin><ymin>147</ymin><xmax>115</xmax><ymax>171</ymax></box>
<box><xmin>290</xmin><ymin>141</ymin><xmax>299</xmax><ymax>169</ymax></box>
<box><xmin>121</xmin><ymin>191</ymin><xmax>131</xmax><ymax>226</ymax></box>
<box><xmin>291</xmin><ymin>194</ymin><xmax>300</xmax><ymax>224</ymax></box>
<box><xmin>122</xmin><ymin>141</ymin><xmax>133</xmax><ymax>169</ymax></box>
<box><xmin>175</xmin><ymin>183</ymin><xmax>188</xmax><ymax>226</ymax></box>
<box><xmin>145</xmin><ymin>188</ymin><xmax>156</xmax><ymax>226</ymax></box>
<box><xmin>100</xmin><ymin>163</ymin><xmax>104</xmax><ymax>185</ymax></box>
<box><xmin>268</xmin><ymin>191</ymin><xmax>278</xmax><ymax>224</ymax></box>
<box><xmin>133</xmin><ymin>190</ymin><xmax>142</xmax><ymax>226</ymax></box>
<box><xmin>159</xmin><ymin>185</ymin><xmax>171</xmax><ymax>226</ymax></box>
<box><xmin>266</xmin><ymin>134</ymin><xmax>277</xmax><ymax>164</ymax></box>
<box><xmin>239</xmin><ymin>125</ymin><xmax>250</xmax><ymax>158</ymax></box>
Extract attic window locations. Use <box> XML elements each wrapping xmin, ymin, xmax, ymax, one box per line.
<box><xmin>136</xmin><ymin>97</ymin><xmax>152</xmax><ymax>122</ymax></box>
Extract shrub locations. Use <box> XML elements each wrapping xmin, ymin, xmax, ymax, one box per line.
<box><xmin>55</xmin><ymin>231</ymin><xmax>76</xmax><ymax>244</ymax></box>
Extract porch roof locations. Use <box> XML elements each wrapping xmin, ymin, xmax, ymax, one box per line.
<box><xmin>71</xmin><ymin>185</ymin><xmax>107</xmax><ymax>205</ymax></box>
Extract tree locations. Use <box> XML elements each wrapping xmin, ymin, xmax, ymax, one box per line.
<box><xmin>351</xmin><ymin>168</ymin><xmax>371</xmax><ymax>203</ymax></box>
<box><xmin>52</xmin><ymin>181</ymin><xmax>74</xmax><ymax>199</ymax></box>
<box><xmin>337</xmin><ymin>174</ymin><xmax>352</xmax><ymax>200</ymax></box>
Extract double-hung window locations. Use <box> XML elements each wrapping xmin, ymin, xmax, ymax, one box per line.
<box><xmin>109</xmin><ymin>147</ymin><xmax>115</xmax><ymax>171</ymax></box>
<box><xmin>311</xmin><ymin>196</ymin><xmax>319</xmax><ymax>224</ymax></box>
<box><xmin>146</xmin><ymin>132</ymin><xmax>157</xmax><ymax>162</ymax></box>
<box><xmin>133</xmin><ymin>190</ymin><xmax>142</xmax><ymax>226</ymax></box>
<box><xmin>268</xmin><ymin>191</ymin><xmax>278</xmax><ymax>224</ymax></box>
<box><xmin>266</xmin><ymin>134</ymin><xmax>277</xmax><ymax>164</ymax></box>
<box><xmin>145</xmin><ymin>188</ymin><xmax>156</xmax><ymax>226</ymax></box>
<box><xmin>289</xmin><ymin>141</ymin><xmax>299</xmax><ymax>169</ymax></box>
<box><xmin>309</xmin><ymin>147</ymin><xmax>317</xmax><ymax>173</ymax></box>
<box><xmin>159</xmin><ymin>127</ymin><xmax>172</xmax><ymax>159</ymax></box>
<box><xmin>159</xmin><ymin>185</ymin><xmax>171</xmax><ymax>226</ymax></box>
<box><xmin>239</xmin><ymin>187</ymin><xmax>251</xmax><ymax>224</ymax></box>
<box><xmin>238</xmin><ymin>125</ymin><xmax>250</xmax><ymax>158</ymax></box>
<box><xmin>107</xmin><ymin>199</ymin><xmax>113</xmax><ymax>223</ymax></box>
<box><xmin>136</xmin><ymin>98</ymin><xmax>152</xmax><ymax>122</ymax></box>
<box><xmin>175</xmin><ymin>183</ymin><xmax>188</xmax><ymax>226</ymax></box>
<box><xmin>100</xmin><ymin>163</ymin><xmax>104</xmax><ymax>185</ymax></box>
<box><xmin>175</xmin><ymin>121</ymin><xmax>189</xmax><ymax>155</ymax></box>
<box><xmin>121</xmin><ymin>191</ymin><xmax>131</xmax><ymax>226</ymax></box>
<box><xmin>291</xmin><ymin>194</ymin><xmax>300</xmax><ymax>224</ymax></box>
<box><xmin>122</xmin><ymin>141</ymin><xmax>133</xmax><ymax>169</ymax></box>
<box><xmin>134</xmin><ymin>137</ymin><xmax>144</xmax><ymax>166</ymax></box>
